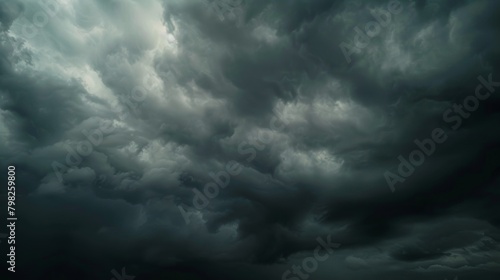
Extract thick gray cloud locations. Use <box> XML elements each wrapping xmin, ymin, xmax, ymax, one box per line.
<box><xmin>1</xmin><ymin>0</ymin><xmax>500</xmax><ymax>279</ymax></box>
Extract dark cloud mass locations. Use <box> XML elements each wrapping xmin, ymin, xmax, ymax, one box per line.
<box><xmin>1</xmin><ymin>0</ymin><xmax>500</xmax><ymax>279</ymax></box>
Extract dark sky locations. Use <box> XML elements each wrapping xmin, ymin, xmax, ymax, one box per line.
<box><xmin>1</xmin><ymin>0</ymin><xmax>500</xmax><ymax>279</ymax></box>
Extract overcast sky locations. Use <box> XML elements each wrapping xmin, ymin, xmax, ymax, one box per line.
<box><xmin>1</xmin><ymin>0</ymin><xmax>500</xmax><ymax>279</ymax></box>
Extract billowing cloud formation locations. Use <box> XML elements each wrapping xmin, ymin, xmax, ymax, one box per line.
<box><xmin>1</xmin><ymin>0</ymin><xmax>500</xmax><ymax>279</ymax></box>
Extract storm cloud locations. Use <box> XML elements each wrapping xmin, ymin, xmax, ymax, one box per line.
<box><xmin>1</xmin><ymin>0</ymin><xmax>499</xmax><ymax>279</ymax></box>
